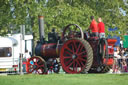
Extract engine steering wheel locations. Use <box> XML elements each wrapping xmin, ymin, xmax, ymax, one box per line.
<box><xmin>61</xmin><ymin>24</ymin><xmax>84</xmax><ymax>41</ymax></box>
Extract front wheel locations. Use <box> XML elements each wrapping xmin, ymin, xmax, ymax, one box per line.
<box><xmin>26</xmin><ymin>56</ymin><xmax>47</xmax><ymax>74</ymax></box>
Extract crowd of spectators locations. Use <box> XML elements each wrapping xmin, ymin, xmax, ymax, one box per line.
<box><xmin>113</xmin><ymin>44</ymin><xmax>128</xmax><ymax>73</ymax></box>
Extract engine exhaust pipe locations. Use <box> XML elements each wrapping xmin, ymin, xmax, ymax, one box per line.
<box><xmin>38</xmin><ymin>15</ymin><xmax>45</xmax><ymax>44</ymax></box>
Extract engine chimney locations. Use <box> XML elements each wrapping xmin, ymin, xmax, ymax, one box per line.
<box><xmin>38</xmin><ymin>15</ymin><xmax>45</xmax><ymax>44</ymax></box>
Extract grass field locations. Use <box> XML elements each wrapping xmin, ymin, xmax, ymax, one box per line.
<box><xmin>0</xmin><ymin>74</ymin><xmax>128</xmax><ymax>85</ymax></box>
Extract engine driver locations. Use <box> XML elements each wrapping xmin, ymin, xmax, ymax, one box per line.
<box><xmin>88</xmin><ymin>16</ymin><xmax>99</xmax><ymax>37</ymax></box>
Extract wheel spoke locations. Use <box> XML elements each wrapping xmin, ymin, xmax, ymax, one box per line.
<box><xmin>38</xmin><ymin>61</ymin><xmax>42</xmax><ymax>65</ymax></box>
<box><xmin>65</xmin><ymin>47</ymin><xmax>73</xmax><ymax>54</ymax></box>
<box><xmin>79</xmin><ymin>60</ymin><xmax>85</xmax><ymax>68</ymax></box>
<box><xmin>73</xmin><ymin>41</ymin><xmax>77</xmax><ymax>52</ymax></box>
<box><xmin>82</xmin><ymin>55</ymin><xmax>87</xmax><ymax>58</ymax></box>
<box><xmin>71</xmin><ymin>44</ymin><xmax>75</xmax><ymax>53</ymax></box>
<box><xmin>78</xmin><ymin>57</ymin><xmax>86</xmax><ymax>62</ymax></box>
<box><xmin>76</xmin><ymin>60</ymin><xmax>81</xmax><ymax>67</ymax></box>
<box><xmin>63</xmin><ymin>56</ymin><xmax>72</xmax><ymax>59</ymax></box>
<box><xmin>78</xmin><ymin>51</ymin><xmax>86</xmax><ymax>56</ymax></box>
<box><xmin>73</xmin><ymin>61</ymin><xmax>76</xmax><ymax>71</ymax></box>
<box><xmin>64</xmin><ymin>50</ymin><xmax>72</xmax><ymax>56</ymax></box>
<box><xmin>75</xmin><ymin>62</ymin><xmax>78</xmax><ymax>72</ymax></box>
<box><xmin>67</xmin><ymin>60</ymin><xmax>74</xmax><ymax>68</ymax></box>
<box><xmin>79</xmin><ymin>45</ymin><xmax>84</xmax><ymax>52</ymax></box>
<box><xmin>65</xmin><ymin>58</ymin><xmax>72</xmax><ymax>66</ymax></box>
<box><xmin>38</xmin><ymin>64</ymin><xmax>44</xmax><ymax>68</ymax></box>
<box><xmin>76</xmin><ymin>43</ymin><xmax>81</xmax><ymax>53</ymax></box>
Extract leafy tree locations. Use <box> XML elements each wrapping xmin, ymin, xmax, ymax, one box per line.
<box><xmin>0</xmin><ymin>0</ymin><xmax>128</xmax><ymax>39</ymax></box>
<box><xmin>0</xmin><ymin>0</ymin><xmax>12</xmax><ymax>35</ymax></box>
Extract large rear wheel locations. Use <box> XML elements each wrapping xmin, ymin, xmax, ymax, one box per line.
<box><xmin>60</xmin><ymin>38</ymin><xmax>93</xmax><ymax>74</ymax></box>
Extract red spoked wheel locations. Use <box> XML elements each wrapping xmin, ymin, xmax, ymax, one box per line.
<box><xmin>60</xmin><ymin>38</ymin><xmax>93</xmax><ymax>74</ymax></box>
<box><xmin>26</xmin><ymin>56</ymin><xmax>47</xmax><ymax>74</ymax></box>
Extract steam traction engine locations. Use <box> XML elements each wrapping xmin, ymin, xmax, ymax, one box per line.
<box><xmin>26</xmin><ymin>16</ymin><xmax>116</xmax><ymax>74</ymax></box>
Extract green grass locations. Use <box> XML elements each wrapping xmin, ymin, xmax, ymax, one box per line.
<box><xmin>0</xmin><ymin>74</ymin><xmax>128</xmax><ymax>85</ymax></box>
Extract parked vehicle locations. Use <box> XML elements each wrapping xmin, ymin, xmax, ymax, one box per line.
<box><xmin>0</xmin><ymin>34</ymin><xmax>33</xmax><ymax>73</ymax></box>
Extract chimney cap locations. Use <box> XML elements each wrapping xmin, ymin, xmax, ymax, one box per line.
<box><xmin>38</xmin><ymin>16</ymin><xmax>44</xmax><ymax>19</ymax></box>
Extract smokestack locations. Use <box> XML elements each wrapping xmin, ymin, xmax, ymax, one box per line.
<box><xmin>38</xmin><ymin>15</ymin><xmax>45</xmax><ymax>43</ymax></box>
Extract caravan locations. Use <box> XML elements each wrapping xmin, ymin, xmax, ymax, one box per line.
<box><xmin>0</xmin><ymin>34</ymin><xmax>33</xmax><ymax>73</ymax></box>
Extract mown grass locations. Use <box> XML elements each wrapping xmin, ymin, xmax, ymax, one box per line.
<box><xmin>0</xmin><ymin>74</ymin><xmax>128</xmax><ymax>85</ymax></box>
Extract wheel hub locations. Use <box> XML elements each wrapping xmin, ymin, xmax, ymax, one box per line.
<box><xmin>72</xmin><ymin>54</ymin><xmax>78</xmax><ymax>59</ymax></box>
<box><xmin>33</xmin><ymin>65</ymin><xmax>37</xmax><ymax>69</ymax></box>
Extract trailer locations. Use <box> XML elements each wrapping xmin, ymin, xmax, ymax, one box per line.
<box><xmin>0</xmin><ymin>34</ymin><xmax>33</xmax><ymax>73</ymax></box>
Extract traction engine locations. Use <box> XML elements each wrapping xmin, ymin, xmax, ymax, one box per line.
<box><xmin>26</xmin><ymin>16</ymin><xmax>116</xmax><ymax>74</ymax></box>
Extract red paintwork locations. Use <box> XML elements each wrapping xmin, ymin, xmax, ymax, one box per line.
<box><xmin>26</xmin><ymin>56</ymin><xmax>46</xmax><ymax>74</ymax></box>
<box><xmin>60</xmin><ymin>39</ymin><xmax>88</xmax><ymax>74</ymax></box>
<box><xmin>26</xmin><ymin>23</ymin><xmax>118</xmax><ymax>74</ymax></box>
<box><xmin>107</xmin><ymin>39</ymin><xmax>117</xmax><ymax>55</ymax></box>
<box><xmin>40</xmin><ymin>43</ymin><xmax>61</xmax><ymax>58</ymax></box>
<box><xmin>107</xmin><ymin>39</ymin><xmax>117</xmax><ymax>45</ymax></box>
<box><xmin>103</xmin><ymin>58</ymin><xmax>114</xmax><ymax>65</ymax></box>
<box><xmin>39</xmin><ymin>38</ymin><xmax>116</xmax><ymax>73</ymax></box>
<box><xmin>89</xmin><ymin>38</ymin><xmax>116</xmax><ymax>67</ymax></box>
<box><xmin>103</xmin><ymin>39</ymin><xmax>116</xmax><ymax>65</ymax></box>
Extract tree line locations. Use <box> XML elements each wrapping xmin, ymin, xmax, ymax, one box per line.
<box><xmin>0</xmin><ymin>0</ymin><xmax>128</xmax><ymax>40</ymax></box>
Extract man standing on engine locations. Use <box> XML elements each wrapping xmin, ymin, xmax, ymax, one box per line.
<box><xmin>98</xmin><ymin>17</ymin><xmax>105</xmax><ymax>38</ymax></box>
<box><xmin>89</xmin><ymin>16</ymin><xmax>99</xmax><ymax>37</ymax></box>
